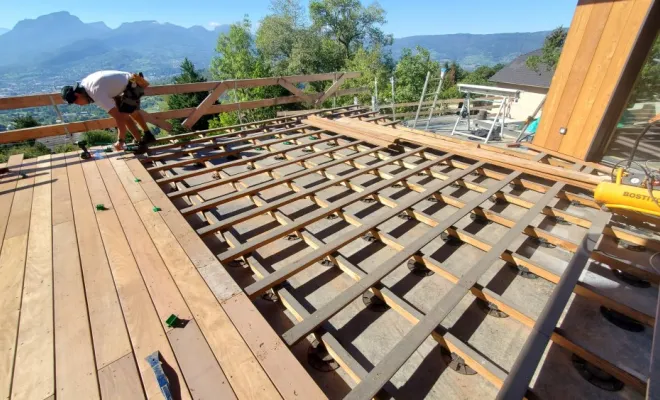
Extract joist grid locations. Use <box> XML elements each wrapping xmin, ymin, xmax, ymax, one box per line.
<box><xmin>146</xmin><ymin>111</ymin><xmax>654</xmax><ymax>399</ymax></box>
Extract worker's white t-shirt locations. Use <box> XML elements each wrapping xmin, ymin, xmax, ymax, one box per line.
<box><xmin>80</xmin><ymin>70</ymin><xmax>132</xmax><ymax>112</ymax></box>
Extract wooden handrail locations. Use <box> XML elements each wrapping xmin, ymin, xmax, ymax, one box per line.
<box><xmin>0</xmin><ymin>71</ymin><xmax>365</xmax><ymax>144</ymax></box>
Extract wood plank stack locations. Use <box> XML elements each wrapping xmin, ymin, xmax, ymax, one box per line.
<box><xmin>304</xmin><ymin>115</ymin><xmax>609</xmax><ymax>189</ymax></box>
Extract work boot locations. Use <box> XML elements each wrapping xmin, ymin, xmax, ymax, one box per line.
<box><xmin>142</xmin><ymin>130</ymin><xmax>156</xmax><ymax>144</ymax></box>
<box><xmin>133</xmin><ymin>141</ymin><xmax>149</xmax><ymax>155</ymax></box>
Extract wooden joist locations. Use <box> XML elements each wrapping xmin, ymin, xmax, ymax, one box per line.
<box><xmin>123</xmin><ymin>107</ymin><xmax>658</xmax><ymax>400</ymax></box>
<box><xmin>304</xmin><ymin>116</ymin><xmax>609</xmax><ymax>188</ymax></box>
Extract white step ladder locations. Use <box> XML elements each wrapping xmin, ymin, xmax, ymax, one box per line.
<box><xmin>450</xmin><ymin>84</ymin><xmax>520</xmax><ymax>144</ymax></box>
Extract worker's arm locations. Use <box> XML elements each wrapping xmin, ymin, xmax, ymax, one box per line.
<box><xmin>108</xmin><ymin>107</ymin><xmax>142</xmax><ymax>142</ymax></box>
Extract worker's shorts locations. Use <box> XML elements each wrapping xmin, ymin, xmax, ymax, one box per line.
<box><xmin>114</xmin><ymin>91</ymin><xmax>142</xmax><ymax>114</ymax></box>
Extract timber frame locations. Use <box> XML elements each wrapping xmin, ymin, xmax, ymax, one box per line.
<box><xmin>138</xmin><ymin>105</ymin><xmax>659</xmax><ymax>399</ymax></box>
<box><xmin>0</xmin><ymin>72</ymin><xmax>367</xmax><ymax>144</ymax></box>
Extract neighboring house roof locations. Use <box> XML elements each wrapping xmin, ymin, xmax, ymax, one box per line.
<box><xmin>489</xmin><ymin>49</ymin><xmax>553</xmax><ymax>89</ymax></box>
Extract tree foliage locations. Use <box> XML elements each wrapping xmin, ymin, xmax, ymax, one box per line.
<box><xmin>12</xmin><ymin>115</ymin><xmax>40</xmax><ymax>129</ymax></box>
<box><xmin>167</xmin><ymin>58</ymin><xmax>211</xmax><ymax>134</ymax></box>
<box><xmin>309</xmin><ymin>0</ymin><xmax>392</xmax><ymax>58</ymax></box>
<box><xmin>209</xmin><ymin>17</ymin><xmax>284</xmax><ymax>127</ymax></box>
<box><xmin>393</xmin><ymin>47</ymin><xmax>441</xmax><ymax>103</ymax></box>
<box><xmin>205</xmin><ymin>0</ymin><xmax>512</xmax><ymax>126</ymax></box>
<box><xmin>526</xmin><ymin>27</ymin><xmax>566</xmax><ymax>72</ymax></box>
<box><xmin>630</xmin><ymin>36</ymin><xmax>660</xmax><ymax>104</ymax></box>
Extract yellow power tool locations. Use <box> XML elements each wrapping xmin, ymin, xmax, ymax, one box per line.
<box><xmin>594</xmin><ymin>119</ymin><xmax>660</xmax><ymax>216</ymax></box>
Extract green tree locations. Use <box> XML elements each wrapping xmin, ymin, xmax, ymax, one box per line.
<box><xmin>256</xmin><ymin>0</ymin><xmax>307</xmax><ymax>75</ymax></box>
<box><xmin>309</xmin><ymin>0</ymin><xmax>392</xmax><ymax>58</ymax></box>
<box><xmin>526</xmin><ymin>27</ymin><xmax>567</xmax><ymax>72</ymax></box>
<box><xmin>12</xmin><ymin>115</ymin><xmax>40</xmax><ymax>129</ymax></box>
<box><xmin>629</xmin><ymin>36</ymin><xmax>659</xmax><ymax>104</ymax></box>
<box><xmin>167</xmin><ymin>58</ymin><xmax>211</xmax><ymax>134</ymax></box>
<box><xmin>393</xmin><ymin>47</ymin><xmax>441</xmax><ymax>103</ymax></box>
<box><xmin>461</xmin><ymin>64</ymin><xmax>505</xmax><ymax>85</ymax></box>
<box><xmin>342</xmin><ymin>45</ymin><xmax>394</xmax><ymax>105</ymax></box>
<box><xmin>209</xmin><ymin>17</ymin><xmax>284</xmax><ymax>127</ymax></box>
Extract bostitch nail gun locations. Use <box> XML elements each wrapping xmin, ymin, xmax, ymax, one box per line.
<box><xmin>594</xmin><ymin>117</ymin><xmax>660</xmax><ymax>217</ymax></box>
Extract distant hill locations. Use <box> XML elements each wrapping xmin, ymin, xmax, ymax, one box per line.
<box><xmin>0</xmin><ymin>12</ymin><xmax>230</xmax><ymax>95</ymax></box>
<box><xmin>0</xmin><ymin>28</ymin><xmax>9</xmax><ymax>35</ymax></box>
<box><xmin>391</xmin><ymin>31</ymin><xmax>549</xmax><ymax>70</ymax></box>
<box><xmin>0</xmin><ymin>11</ymin><xmax>549</xmax><ymax>95</ymax></box>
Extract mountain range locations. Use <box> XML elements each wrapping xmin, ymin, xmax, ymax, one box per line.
<box><xmin>0</xmin><ymin>11</ymin><xmax>547</xmax><ymax>96</ymax></box>
<box><xmin>390</xmin><ymin>31</ymin><xmax>549</xmax><ymax>70</ymax></box>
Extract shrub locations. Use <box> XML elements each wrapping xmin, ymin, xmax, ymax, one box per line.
<box><xmin>0</xmin><ymin>142</ymin><xmax>51</xmax><ymax>163</ymax></box>
<box><xmin>82</xmin><ymin>130</ymin><xmax>117</xmax><ymax>145</ymax></box>
<box><xmin>53</xmin><ymin>143</ymin><xmax>77</xmax><ymax>153</ymax></box>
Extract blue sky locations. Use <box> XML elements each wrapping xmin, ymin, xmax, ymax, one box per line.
<box><xmin>0</xmin><ymin>0</ymin><xmax>577</xmax><ymax>37</ymax></box>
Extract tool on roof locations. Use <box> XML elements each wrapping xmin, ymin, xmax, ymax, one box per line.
<box><xmin>594</xmin><ymin>119</ymin><xmax>660</xmax><ymax>217</ymax></box>
<box><xmin>76</xmin><ymin>140</ymin><xmax>91</xmax><ymax>159</ymax></box>
<box><xmin>145</xmin><ymin>351</ymin><xmax>174</xmax><ymax>400</ymax></box>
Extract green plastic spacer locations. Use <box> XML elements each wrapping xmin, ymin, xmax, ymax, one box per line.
<box><xmin>96</xmin><ymin>204</ymin><xmax>107</xmax><ymax>211</ymax></box>
<box><xmin>254</xmin><ymin>147</ymin><xmax>265</xmax><ymax>151</ymax></box>
<box><xmin>309</xmin><ymin>135</ymin><xmax>318</xmax><ymax>140</ymax></box>
<box><xmin>165</xmin><ymin>314</ymin><xmax>179</xmax><ymax>328</ymax></box>
<box><xmin>134</xmin><ymin>178</ymin><xmax>141</xmax><ymax>183</ymax></box>
<box><xmin>20</xmin><ymin>173</ymin><xmax>27</xmax><ymax>179</ymax></box>
<box><xmin>284</xmin><ymin>141</ymin><xmax>294</xmax><ymax>145</ymax></box>
<box><xmin>153</xmin><ymin>206</ymin><xmax>162</xmax><ymax>212</ymax></box>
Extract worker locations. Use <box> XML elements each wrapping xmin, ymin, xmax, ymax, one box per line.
<box><xmin>60</xmin><ymin>70</ymin><xmax>156</xmax><ymax>153</ymax></box>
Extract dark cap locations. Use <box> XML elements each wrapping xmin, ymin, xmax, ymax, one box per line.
<box><xmin>61</xmin><ymin>85</ymin><xmax>76</xmax><ymax>104</ymax></box>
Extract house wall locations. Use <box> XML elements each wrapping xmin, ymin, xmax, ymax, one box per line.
<box><xmin>494</xmin><ymin>83</ymin><xmax>547</xmax><ymax>122</ymax></box>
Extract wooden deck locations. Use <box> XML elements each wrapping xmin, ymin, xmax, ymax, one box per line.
<box><xmin>136</xmin><ymin>107</ymin><xmax>658</xmax><ymax>399</ymax></box>
<box><xmin>0</xmin><ymin>151</ymin><xmax>326</xmax><ymax>400</ymax></box>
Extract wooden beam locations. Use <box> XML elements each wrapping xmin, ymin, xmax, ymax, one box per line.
<box><xmin>530</xmin><ymin>0</ymin><xmax>657</xmax><ymax>160</ymax></box>
<box><xmin>144</xmin><ymin>124</ymin><xmax>311</xmax><ymax>163</ymax></box>
<box><xmin>139</xmin><ymin>110</ymin><xmax>173</xmax><ymax>132</ymax></box>
<box><xmin>305</xmin><ymin>116</ymin><xmax>607</xmax><ymax>188</ymax></box>
<box><xmin>193</xmin><ymin>146</ymin><xmax>408</xmax><ymax>229</ymax></box>
<box><xmin>496</xmin><ymin>214</ymin><xmax>613</xmax><ymax>399</ymax></box>
<box><xmin>244</xmin><ymin>156</ymin><xmax>474</xmax><ymax>298</ymax></box>
<box><xmin>152</xmin><ymin>105</ymin><xmax>362</xmax><ymax>145</ymax></box>
<box><xmin>281</xmin><ymin>168</ymin><xmax>524</xmax><ymax>347</ymax></box>
<box><xmin>345</xmin><ymin>173</ymin><xmax>572</xmax><ymax>399</ymax></box>
<box><xmin>167</xmin><ymin>139</ymin><xmax>353</xmax><ymax>198</ymax></box>
<box><xmin>182</xmin><ymin>82</ymin><xmax>229</xmax><ymax>130</ymax></box>
<box><xmin>278</xmin><ymin>78</ymin><xmax>314</xmax><ymax>104</ymax></box>
<box><xmin>0</xmin><ymin>83</ymin><xmax>365</xmax><ymax>144</ymax></box>
<box><xmin>215</xmin><ymin>152</ymin><xmax>444</xmax><ymax>262</ymax></box>
<box><xmin>0</xmin><ymin>72</ymin><xmax>362</xmax><ymax>111</ymax></box>
<box><xmin>315</xmin><ymin>73</ymin><xmax>346</xmax><ymax>105</ymax></box>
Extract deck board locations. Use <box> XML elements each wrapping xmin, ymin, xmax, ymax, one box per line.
<box><xmin>11</xmin><ymin>155</ymin><xmax>54</xmax><ymax>400</ymax></box>
<box><xmin>89</xmin><ymin>157</ymin><xmax>191</xmax><ymax>400</ymax></box>
<box><xmin>1</xmin><ymin>150</ymin><xmax>327</xmax><ymax>400</ymax></box>
<box><xmin>53</xmin><ymin>221</ymin><xmax>100</xmax><ymax>399</ymax></box>
<box><xmin>97</xmin><ymin>353</ymin><xmax>146</xmax><ymax>400</ymax></box>
<box><xmin>0</xmin><ymin>158</ymin><xmax>36</xmax><ymax>400</ymax></box>
<box><xmin>125</xmin><ymin>157</ymin><xmax>329</xmax><ymax>400</ymax></box>
<box><xmin>111</xmin><ymin>155</ymin><xmax>282</xmax><ymax>400</ymax></box>
<box><xmin>0</xmin><ymin>155</ymin><xmax>24</xmax><ymax>250</ymax></box>
<box><xmin>64</xmin><ymin>154</ymin><xmax>133</xmax><ymax>370</ymax></box>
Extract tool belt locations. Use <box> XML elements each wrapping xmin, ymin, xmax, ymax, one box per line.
<box><xmin>115</xmin><ymin>72</ymin><xmax>150</xmax><ymax>114</ymax></box>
